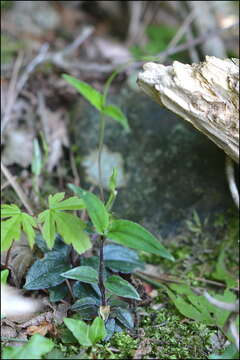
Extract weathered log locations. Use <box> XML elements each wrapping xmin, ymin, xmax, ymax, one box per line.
<box><xmin>137</xmin><ymin>56</ymin><xmax>239</xmax><ymax>163</ymax></box>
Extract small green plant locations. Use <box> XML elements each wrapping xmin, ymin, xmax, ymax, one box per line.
<box><xmin>1</xmin><ymin>72</ymin><xmax>174</xmax><ymax>346</ymax></box>
<box><xmin>2</xmin><ymin>334</ymin><xmax>54</xmax><ymax>360</ymax></box>
<box><xmin>64</xmin><ymin>316</ymin><xmax>106</xmax><ymax>347</ymax></box>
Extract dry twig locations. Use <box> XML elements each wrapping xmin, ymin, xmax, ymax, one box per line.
<box><xmin>1</xmin><ymin>162</ymin><xmax>34</xmax><ymax>216</ymax></box>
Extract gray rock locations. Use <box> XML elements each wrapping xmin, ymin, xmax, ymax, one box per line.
<box><xmin>71</xmin><ymin>86</ymin><xmax>235</xmax><ymax>237</ymax></box>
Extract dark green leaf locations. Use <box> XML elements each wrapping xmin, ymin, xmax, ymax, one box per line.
<box><xmin>105</xmin><ymin>275</ymin><xmax>141</xmax><ymax>300</ymax></box>
<box><xmin>68</xmin><ymin>185</ymin><xmax>109</xmax><ymax>234</ymax></box>
<box><xmin>104</xmin><ymin>318</ymin><xmax>116</xmax><ymax>341</ymax></box>
<box><xmin>35</xmin><ymin>234</ymin><xmax>70</xmax><ymax>256</ymax></box>
<box><xmin>71</xmin><ymin>297</ymin><xmax>99</xmax><ymax>311</ymax></box>
<box><xmin>72</xmin><ymin>282</ymin><xmax>100</xmax><ymax>300</ymax></box>
<box><xmin>62</xmin><ymin>74</ymin><xmax>104</xmax><ymax>111</ymax></box>
<box><xmin>2</xmin><ymin>334</ymin><xmax>54</xmax><ymax>360</ymax></box>
<box><xmin>107</xmin><ymin>219</ymin><xmax>174</xmax><ymax>261</ymax></box>
<box><xmin>209</xmin><ymin>343</ymin><xmax>239</xmax><ymax>359</ymax></box>
<box><xmin>49</xmin><ymin>283</ymin><xmax>68</xmax><ymax>302</ymax></box>
<box><xmin>104</xmin><ymin>244</ymin><xmax>144</xmax><ymax>273</ymax></box>
<box><xmin>115</xmin><ymin>308</ymin><xmax>134</xmax><ymax>329</ymax></box>
<box><xmin>108</xmin><ymin>297</ymin><xmax>129</xmax><ymax>309</ymax></box>
<box><xmin>24</xmin><ymin>251</ymin><xmax>70</xmax><ymax>290</ymax></box>
<box><xmin>103</xmin><ymin>104</ymin><xmax>129</xmax><ymax>132</ymax></box>
<box><xmin>61</xmin><ymin>266</ymin><xmax>98</xmax><ymax>284</ymax></box>
<box><xmin>81</xmin><ymin>256</ymin><xmax>108</xmax><ymax>280</ymax></box>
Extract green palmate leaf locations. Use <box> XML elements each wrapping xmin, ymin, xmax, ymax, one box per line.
<box><xmin>1</xmin><ymin>269</ymin><xmax>9</xmax><ymax>284</ymax></box>
<box><xmin>48</xmin><ymin>192</ymin><xmax>85</xmax><ymax>210</ymax></box>
<box><xmin>50</xmin><ymin>197</ymin><xmax>85</xmax><ymax>211</ymax></box>
<box><xmin>48</xmin><ymin>192</ymin><xmax>65</xmax><ymax>207</ymax></box>
<box><xmin>105</xmin><ymin>275</ymin><xmax>141</xmax><ymax>300</ymax></box>
<box><xmin>38</xmin><ymin>193</ymin><xmax>91</xmax><ymax>254</ymax></box>
<box><xmin>53</xmin><ymin>212</ymin><xmax>91</xmax><ymax>254</ymax></box>
<box><xmin>1</xmin><ymin>215</ymin><xmax>22</xmax><ymax>251</ymax></box>
<box><xmin>89</xmin><ymin>317</ymin><xmax>106</xmax><ymax>344</ymax></box>
<box><xmin>61</xmin><ymin>266</ymin><xmax>98</xmax><ymax>284</ymax></box>
<box><xmin>1</xmin><ymin>205</ymin><xmax>37</xmax><ymax>251</ymax></box>
<box><xmin>21</xmin><ymin>213</ymin><xmax>37</xmax><ymax>249</ymax></box>
<box><xmin>38</xmin><ymin>210</ymin><xmax>56</xmax><ymax>249</ymax></box>
<box><xmin>103</xmin><ymin>104</ymin><xmax>130</xmax><ymax>132</ymax></box>
<box><xmin>62</xmin><ymin>74</ymin><xmax>104</xmax><ymax>112</ymax></box>
<box><xmin>2</xmin><ymin>334</ymin><xmax>54</xmax><ymax>360</ymax></box>
<box><xmin>107</xmin><ymin>219</ymin><xmax>174</xmax><ymax>261</ymax></box>
<box><xmin>68</xmin><ymin>185</ymin><xmax>109</xmax><ymax>234</ymax></box>
<box><xmin>31</xmin><ymin>138</ymin><xmax>42</xmax><ymax>176</ymax></box>
<box><xmin>1</xmin><ymin>204</ymin><xmax>21</xmax><ymax>218</ymax></box>
<box><xmin>63</xmin><ymin>318</ymin><xmax>92</xmax><ymax>347</ymax></box>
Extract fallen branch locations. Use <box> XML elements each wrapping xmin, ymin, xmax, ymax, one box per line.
<box><xmin>138</xmin><ymin>56</ymin><xmax>239</xmax><ymax>163</ymax></box>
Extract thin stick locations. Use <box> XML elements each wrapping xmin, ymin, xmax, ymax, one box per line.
<box><xmin>1</xmin><ymin>162</ymin><xmax>34</xmax><ymax>216</ymax></box>
<box><xmin>65</xmin><ymin>279</ymin><xmax>74</xmax><ymax>301</ymax></box>
<box><xmin>1</xmin><ymin>337</ymin><xmax>28</xmax><ymax>343</ymax></box>
<box><xmin>160</xmin><ymin>10</ymin><xmax>197</xmax><ymax>63</ymax></box>
<box><xmin>1</xmin><ymin>51</ymin><xmax>24</xmax><ymax>135</ymax></box>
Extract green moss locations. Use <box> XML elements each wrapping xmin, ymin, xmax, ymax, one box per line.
<box><xmin>93</xmin><ymin>305</ymin><xmax>214</xmax><ymax>359</ymax></box>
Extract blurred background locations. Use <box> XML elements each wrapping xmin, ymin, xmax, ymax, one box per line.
<box><xmin>1</xmin><ymin>0</ymin><xmax>239</xmax><ymax>250</ymax></box>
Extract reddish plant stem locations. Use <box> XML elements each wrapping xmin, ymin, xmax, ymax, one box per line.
<box><xmin>98</xmin><ymin>235</ymin><xmax>106</xmax><ymax>306</ymax></box>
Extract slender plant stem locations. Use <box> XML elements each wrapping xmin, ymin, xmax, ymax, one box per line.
<box><xmin>4</xmin><ymin>243</ymin><xmax>13</xmax><ymax>269</ymax></box>
<box><xmin>97</xmin><ymin>113</ymin><xmax>106</xmax><ymax>202</ymax></box>
<box><xmin>98</xmin><ymin>235</ymin><xmax>106</xmax><ymax>306</ymax></box>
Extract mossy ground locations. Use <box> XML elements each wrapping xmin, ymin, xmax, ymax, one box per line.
<box><xmin>52</xmin><ymin>208</ymin><xmax>238</xmax><ymax>359</ymax></box>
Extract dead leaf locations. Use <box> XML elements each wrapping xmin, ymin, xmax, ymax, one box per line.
<box><xmin>94</xmin><ymin>37</ymin><xmax>132</xmax><ymax>64</ymax></box>
<box><xmin>133</xmin><ymin>338</ymin><xmax>152</xmax><ymax>359</ymax></box>
<box><xmin>37</xmin><ymin>94</ymin><xmax>69</xmax><ymax>171</ymax></box>
<box><xmin>26</xmin><ymin>320</ymin><xmax>54</xmax><ymax>336</ymax></box>
<box><xmin>1</xmin><ymin>234</ymin><xmax>35</xmax><ymax>286</ymax></box>
<box><xmin>17</xmin><ymin>312</ymin><xmax>53</xmax><ymax>328</ymax></box>
<box><xmin>2</xmin><ymin>128</ymin><xmax>34</xmax><ymax>167</ymax></box>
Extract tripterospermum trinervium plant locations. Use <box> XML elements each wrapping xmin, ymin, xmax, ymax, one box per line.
<box><xmin>1</xmin><ymin>71</ymin><xmax>174</xmax><ymax>347</ymax></box>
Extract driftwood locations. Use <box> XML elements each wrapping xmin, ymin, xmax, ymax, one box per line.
<box><xmin>137</xmin><ymin>56</ymin><xmax>239</xmax><ymax>164</ymax></box>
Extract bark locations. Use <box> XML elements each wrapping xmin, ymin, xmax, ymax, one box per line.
<box><xmin>137</xmin><ymin>56</ymin><xmax>239</xmax><ymax>163</ymax></box>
